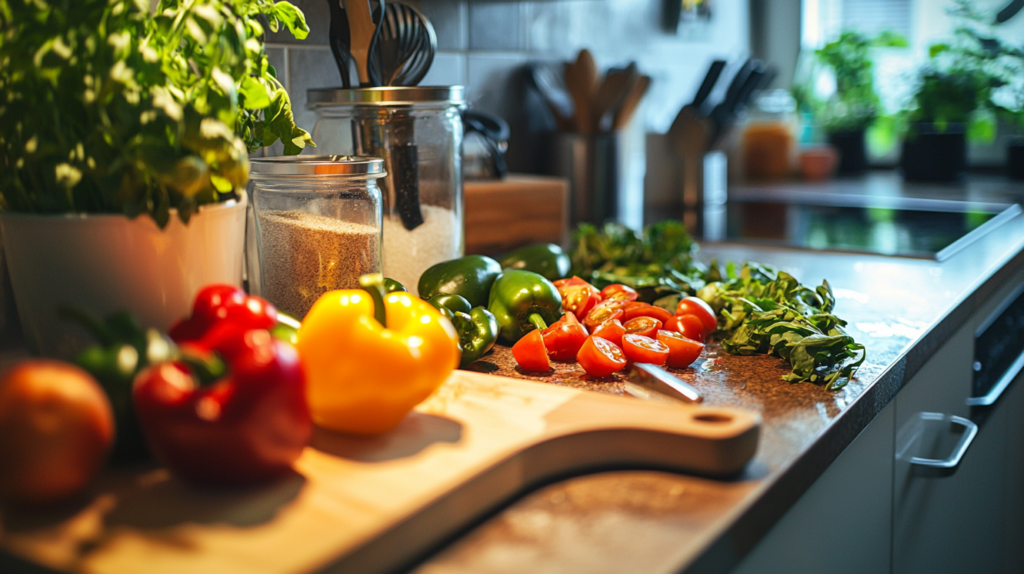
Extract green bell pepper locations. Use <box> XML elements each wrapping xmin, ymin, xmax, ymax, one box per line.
<box><xmin>499</xmin><ymin>243</ymin><xmax>571</xmax><ymax>282</ymax></box>
<box><xmin>418</xmin><ymin>255</ymin><xmax>502</xmax><ymax>308</ymax></box>
<box><xmin>487</xmin><ymin>270</ymin><xmax>564</xmax><ymax>343</ymax></box>
<box><xmin>61</xmin><ymin>308</ymin><xmax>179</xmax><ymax>461</ymax></box>
<box><xmin>384</xmin><ymin>277</ymin><xmax>408</xmax><ymax>293</ymax></box>
<box><xmin>428</xmin><ymin>294</ymin><xmax>499</xmax><ymax>367</ymax></box>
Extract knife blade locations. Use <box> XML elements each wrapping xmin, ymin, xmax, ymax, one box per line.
<box><xmin>625</xmin><ymin>363</ymin><xmax>703</xmax><ymax>404</ymax></box>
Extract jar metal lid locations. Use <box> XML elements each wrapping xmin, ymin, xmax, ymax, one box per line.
<box><xmin>306</xmin><ymin>86</ymin><xmax>466</xmax><ymax>108</ymax></box>
<box><xmin>250</xmin><ymin>155</ymin><xmax>386</xmax><ymax>177</ymax></box>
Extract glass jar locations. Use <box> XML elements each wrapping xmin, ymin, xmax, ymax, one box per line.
<box><xmin>248</xmin><ymin>155</ymin><xmax>384</xmax><ymax>319</ymax></box>
<box><xmin>308</xmin><ymin>86</ymin><xmax>465</xmax><ymax>294</ymax></box>
<box><xmin>742</xmin><ymin>89</ymin><xmax>798</xmax><ymax>181</ymax></box>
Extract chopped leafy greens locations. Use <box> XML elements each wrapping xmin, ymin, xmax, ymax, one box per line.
<box><xmin>570</xmin><ymin>221</ymin><xmax>866</xmax><ymax>390</ymax></box>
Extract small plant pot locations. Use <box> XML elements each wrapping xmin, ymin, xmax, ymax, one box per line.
<box><xmin>827</xmin><ymin>130</ymin><xmax>867</xmax><ymax>175</ymax></box>
<box><xmin>1009</xmin><ymin>138</ymin><xmax>1024</xmax><ymax>181</ymax></box>
<box><xmin>900</xmin><ymin>123</ymin><xmax>966</xmax><ymax>182</ymax></box>
<box><xmin>0</xmin><ymin>196</ymin><xmax>247</xmax><ymax>357</ymax></box>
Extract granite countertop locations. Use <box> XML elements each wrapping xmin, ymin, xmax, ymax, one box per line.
<box><xmin>411</xmin><ymin>177</ymin><xmax>1024</xmax><ymax>574</ymax></box>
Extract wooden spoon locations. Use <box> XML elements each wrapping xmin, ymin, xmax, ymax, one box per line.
<box><xmin>611</xmin><ymin>74</ymin><xmax>649</xmax><ymax>131</ymax></box>
<box><xmin>564</xmin><ymin>49</ymin><xmax>599</xmax><ymax>135</ymax></box>
<box><xmin>592</xmin><ymin>62</ymin><xmax>638</xmax><ymax>133</ymax></box>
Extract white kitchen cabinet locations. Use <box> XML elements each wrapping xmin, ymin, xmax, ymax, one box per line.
<box><xmin>732</xmin><ymin>401</ymin><xmax>894</xmax><ymax>574</ymax></box>
<box><xmin>892</xmin><ymin>271</ymin><xmax>1024</xmax><ymax>574</ymax></box>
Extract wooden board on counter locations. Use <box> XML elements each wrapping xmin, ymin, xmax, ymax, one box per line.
<box><xmin>0</xmin><ymin>370</ymin><xmax>759</xmax><ymax>574</ymax></box>
<box><xmin>464</xmin><ymin>174</ymin><xmax>568</xmax><ymax>254</ymax></box>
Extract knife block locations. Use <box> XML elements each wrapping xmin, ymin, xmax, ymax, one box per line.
<box><xmin>464</xmin><ymin>174</ymin><xmax>569</xmax><ymax>255</ymax></box>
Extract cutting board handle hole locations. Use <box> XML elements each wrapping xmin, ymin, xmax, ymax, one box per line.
<box><xmin>693</xmin><ymin>412</ymin><xmax>733</xmax><ymax>424</ymax></box>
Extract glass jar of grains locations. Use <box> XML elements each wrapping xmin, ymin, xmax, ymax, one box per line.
<box><xmin>248</xmin><ymin>155</ymin><xmax>384</xmax><ymax>319</ymax></box>
<box><xmin>308</xmin><ymin>86</ymin><xmax>465</xmax><ymax>294</ymax></box>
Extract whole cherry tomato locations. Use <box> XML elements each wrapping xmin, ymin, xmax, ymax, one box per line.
<box><xmin>666</xmin><ymin>314</ymin><xmax>706</xmax><ymax>342</ymax></box>
<box><xmin>623</xmin><ymin>302</ymin><xmax>673</xmax><ymax>324</ymax></box>
<box><xmin>541</xmin><ymin>312</ymin><xmax>590</xmax><ymax>361</ymax></box>
<box><xmin>623</xmin><ymin>316</ymin><xmax>662</xmax><ymax>339</ymax></box>
<box><xmin>657</xmin><ymin>330</ymin><xmax>705</xmax><ymax>368</ymax></box>
<box><xmin>576</xmin><ymin>336</ymin><xmax>628</xmax><ymax>377</ymax></box>
<box><xmin>591</xmin><ymin>318</ymin><xmax>625</xmax><ymax>347</ymax></box>
<box><xmin>599</xmin><ymin>284</ymin><xmax>638</xmax><ymax>304</ymax></box>
<box><xmin>512</xmin><ymin>329</ymin><xmax>551</xmax><ymax>372</ymax></box>
<box><xmin>584</xmin><ymin>301</ymin><xmax>625</xmax><ymax>331</ymax></box>
<box><xmin>675</xmin><ymin>296</ymin><xmax>717</xmax><ymax>335</ymax></box>
<box><xmin>621</xmin><ymin>334</ymin><xmax>669</xmax><ymax>366</ymax></box>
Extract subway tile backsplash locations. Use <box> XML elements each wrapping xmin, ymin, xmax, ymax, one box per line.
<box><xmin>266</xmin><ymin>0</ymin><xmax>750</xmax><ymax>174</ymax></box>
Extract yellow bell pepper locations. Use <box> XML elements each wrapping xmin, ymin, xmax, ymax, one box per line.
<box><xmin>297</xmin><ymin>280</ymin><xmax>459</xmax><ymax>435</ymax></box>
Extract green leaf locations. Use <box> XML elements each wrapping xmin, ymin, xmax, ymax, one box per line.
<box><xmin>239</xmin><ymin>76</ymin><xmax>271</xmax><ymax>109</ymax></box>
<box><xmin>929</xmin><ymin>43</ymin><xmax>950</xmax><ymax>58</ymax></box>
<box><xmin>272</xmin><ymin>2</ymin><xmax>309</xmax><ymax>40</ymax></box>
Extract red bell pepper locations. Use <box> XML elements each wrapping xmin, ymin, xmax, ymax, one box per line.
<box><xmin>541</xmin><ymin>312</ymin><xmax>589</xmax><ymax>361</ymax></box>
<box><xmin>133</xmin><ymin>327</ymin><xmax>311</xmax><ymax>485</ymax></box>
<box><xmin>169</xmin><ymin>285</ymin><xmax>278</xmax><ymax>343</ymax></box>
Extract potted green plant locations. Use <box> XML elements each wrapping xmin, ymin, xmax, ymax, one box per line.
<box><xmin>812</xmin><ymin>31</ymin><xmax>906</xmax><ymax>175</ymax></box>
<box><xmin>900</xmin><ymin>0</ymin><xmax>1019</xmax><ymax>182</ymax></box>
<box><xmin>0</xmin><ymin>0</ymin><xmax>312</xmax><ymax>356</ymax></box>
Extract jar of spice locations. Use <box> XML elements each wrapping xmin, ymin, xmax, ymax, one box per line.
<box><xmin>248</xmin><ymin>155</ymin><xmax>384</xmax><ymax>319</ymax></box>
<box><xmin>742</xmin><ymin>90</ymin><xmax>798</xmax><ymax>181</ymax></box>
<box><xmin>308</xmin><ymin>86</ymin><xmax>465</xmax><ymax>294</ymax></box>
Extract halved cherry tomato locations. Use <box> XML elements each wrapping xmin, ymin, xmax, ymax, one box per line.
<box><xmin>584</xmin><ymin>301</ymin><xmax>624</xmax><ymax>331</ymax></box>
<box><xmin>623</xmin><ymin>316</ymin><xmax>662</xmax><ymax>339</ymax></box>
<box><xmin>666</xmin><ymin>314</ymin><xmax>706</xmax><ymax>342</ymax></box>
<box><xmin>623</xmin><ymin>302</ymin><xmax>673</xmax><ymax>324</ymax></box>
<box><xmin>553</xmin><ymin>277</ymin><xmax>589</xmax><ymax>289</ymax></box>
<box><xmin>621</xmin><ymin>334</ymin><xmax>669</xmax><ymax>366</ymax></box>
<box><xmin>560</xmin><ymin>284</ymin><xmax>601</xmax><ymax>318</ymax></box>
<box><xmin>657</xmin><ymin>330</ymin><xmax>705</xmax><ymax>368</ymax></box>
<box><xmin>576</xmin><ymin>336</ymin><xmax>628</xmax><ymax>377</ymax></box>
<box><xmin>675</xmin><ymin>296</ymin><xmax>717</xmax><ymax>335</ymax></box>
<box><xmin>591</xmin><ymin>318</ymin><xmax>625</xmax><ymax>347</ymax></box>
<box><xmin>541</xmin><ymin>312</ymin><xmax>590</xmax><ymax>361</ymax></box>
<box><xmin>512</xmin><ymin>329</ymin><xmax>551</xmax><ymax>372</ymax></box>
<box><xmin>599</xmin><ymin>284</ymin><xmax>638</xmax><ymax>304</ymax></box>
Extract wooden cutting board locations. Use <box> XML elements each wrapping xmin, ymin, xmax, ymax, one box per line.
<box><xmin>0</xmin><ymin>370</ymin><xmax>759</xmax><ymax>574</ymax></box>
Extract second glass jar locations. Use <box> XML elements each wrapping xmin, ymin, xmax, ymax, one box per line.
<box><xmin>308</xmin><ymin>86</ymin><xmax>466</xmax><ymax>294</ymax></box>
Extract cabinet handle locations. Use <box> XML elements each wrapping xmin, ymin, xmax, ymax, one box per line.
<box><xmin>908</xmin><ymin>414</ymin><xmax>978</xmax><ymax>469</ymax></box>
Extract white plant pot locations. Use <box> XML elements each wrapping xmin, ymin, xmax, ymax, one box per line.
<box><xmin>0</xmin><ymin>195</ymin><xmax>247</xmax><ymax>357</ymax></box>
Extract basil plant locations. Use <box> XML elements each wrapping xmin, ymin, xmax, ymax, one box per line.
<box><xmin>0</xmin><ymin>0</ymin><xmax>313</xmax><ymax>227</ymax></box>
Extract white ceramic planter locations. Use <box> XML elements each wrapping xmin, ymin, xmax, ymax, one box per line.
<box><xmin>0</xmin><ymin>196</ymin><xmax>247</xmax><ymax>357</ymax></box>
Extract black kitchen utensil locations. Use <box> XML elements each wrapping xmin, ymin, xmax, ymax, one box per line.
<box><xmin>370</xmin><ymin>2</ymin><xmax>436</xmax><ymax>86</ymax></box>
<box><xmin>691</xmin><ymin>59</ymin><xmax>727</xmax><ymax>113</ymax></box>
<box><xmin>708</xmin><ymin>59</ymin><xmax>765</xmax><ymax>146</ymax></box>
<box><xmin>464</xmin><ymin>110</ymin><xmax>510</xmax><ymax>179</ymax></box>
<box><xmin>326</xmin><ymin>0</ymin><xmax>354</xmax><ymax>88</ymax></box>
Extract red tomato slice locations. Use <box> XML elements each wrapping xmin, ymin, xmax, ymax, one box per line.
<box><xmin>591</xmin><ymin>318</ymin><xmax>625</xmax><ymax>347</ymax></box>
<box><xmin>553</xmin><ymin>277</ymin><xmax>590</xmax><ymax>289</ymax></box>
<box><xmin>621</xmin><ymin>334</ymin><xmax>669</xmax><ymax>366</ymax></box>
<box><xmin>584</xmin><ymin>301</ymin><xmax>624</xmax><ymax>331</ymax></box>
<box><xmin>657</xmin><ymin>330</ymin><xmax>705</xmax><ymax>368</ymax></box>
<box><xmin>623</xmin><ymin>302</ymin><xmax>673</xmax><ymax>324</ymax></box>
<box><xmin>576</xmin><ymin>336</ymin><xmax>628</xmax><ymax>377</ymax></box>
<box><xmin>541</xmin><ymin>312</ymin><xmax>590</xmax><ymax>361</ymax></box>
<box><xmin>512</xmin><ymin>329</ymin><xmax>551</xmax><ymax>372</ymax></box>
<box><xmin>599</xmin><ymin>284</ymin><xmax>638</xmax><ymax>304</ymax></box>
<box><xmin>675</xmin><ymin>296</ymin><xmax>717</xmax><ymax>335</ymax></box>
<box><xmin>623</xmin><ymin>316</ymin><xmax>662</xmax><ymax>339</ymax></box>
<box><xmin>666</xmin><ymin>314</ymin><xmax>705</xmax><ymax>342</ymax></box>
<box><xmin>561</xmin><ymin>284</ymin><xmax>601</xmax><ymax>318</ymax></box>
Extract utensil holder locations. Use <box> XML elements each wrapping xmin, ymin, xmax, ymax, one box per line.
<box><xmin>549</xmin><ymin>132</ymin><xmax>627</xmax><ymax>227</ymax></box>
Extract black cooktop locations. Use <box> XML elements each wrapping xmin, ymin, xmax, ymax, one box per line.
<box><xmin>711</xmin><ymin>191</ymin><xmax>1021</xmax><ymax>261</ymax></box>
